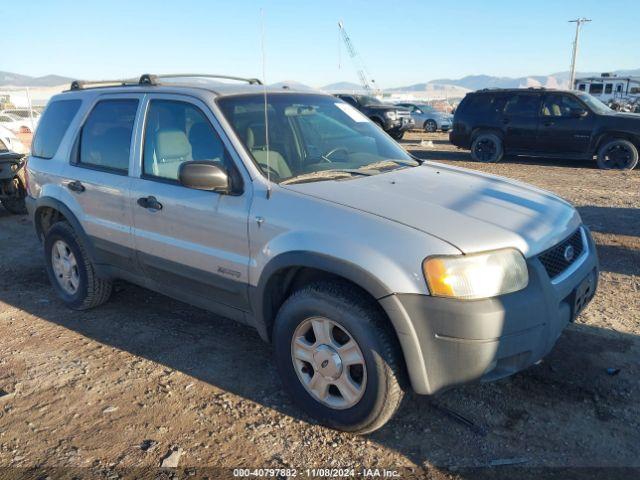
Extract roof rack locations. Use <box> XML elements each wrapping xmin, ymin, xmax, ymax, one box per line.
<box><xmin>69</xmin><ymin>78</ymin><xmax>138</xmax><ymax>90</ymax></box>
<box><xmin>69</xmin><ymin>73</ymin><xmax>262</xmax><ymax>91</ymax></box>
<box><xmin>139</xmin><ymin>73</ymin><xmax>262</xmax><ymax>86</ymax></box>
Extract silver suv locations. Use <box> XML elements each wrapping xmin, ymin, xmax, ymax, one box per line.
<box><xmin>25</xmin><ymin>74</ymin><xmax>599</xmax><ymax>433</ymax></box>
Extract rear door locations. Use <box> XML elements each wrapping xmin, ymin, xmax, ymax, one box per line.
<box><xmin>129</xmin><ymin>94</ymin><xmax>253</xmax><ymax>318</ymax></box>
<box><xmin>500</xmin><ymin>93</ymin><xmax>541</xmax><ymax>152</ymax></box>
<box><xmin>538</xmin><ymin>93</ymin><xmax>594</xmax><ymax>155</ymax></box>
<box><xmin>66</xmin><ymin>95</ymin><xmax>141</xmax><ymax>274</ymax></box>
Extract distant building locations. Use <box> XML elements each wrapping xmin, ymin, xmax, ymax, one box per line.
<box><xmin>574</xmin><ymin>73</ymin><xmax>640</xmax><ymax>102</ymax></box>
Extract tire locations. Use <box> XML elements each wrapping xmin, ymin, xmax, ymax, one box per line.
<box><xmin>389</xmin><ymin>130</ymin><xmax>404</xmax><ymax>140</ymax></box>
<box><xmin>596</xmin><ymin>139</ymin><xmax>639</xmax><ymax>170</ymax></box>
<box><xmin>470</xmin><ymin>132</ymin><xmax>504</xmax><ymax>163</ymax></box>
<box><xmin>1</xmin><ymin>198</ymin><xmax>27</xmax><ymax>215</ymax></box>
<box><xmin>424</xmin><ymin>119</ymin><xmax>437</xmax><ymax>133</ymax></box>
<box><xmin>1</xmin><ymin>173</ymin><xmax>27</xmax><ymax>215</ymax></box>
<box><xmin>273</xmin><ymin>280</ymin><xmax>405</xmax><ymax>434</ymax></box>
<box><xmin>44</xmin><ymin>221</ymin><xmax>113</xmax><ymax>310</ymax></box>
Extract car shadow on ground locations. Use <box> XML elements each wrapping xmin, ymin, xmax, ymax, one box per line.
<box><xmin>578</xmin><ymin>206</ymin><xmax>640</xmax><ymax>238</ymax></box>
<box><xmin>1</xmin><ymin>215</ymin><xmax>639</xmax><ymax>475</ymax></box>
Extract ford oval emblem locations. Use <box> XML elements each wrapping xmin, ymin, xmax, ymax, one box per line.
<box><xmin>563</xmin><ymin>245</ymin><xmax>575</xmax><ymax>262</ymax></box>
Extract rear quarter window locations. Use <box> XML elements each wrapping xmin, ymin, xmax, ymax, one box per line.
<box><xmin>457</xmin><ymin>94</ymin><xmax>497</xmax><ymax>116</ymax></box>
<box><xmin>31</xmin><ymin>99</ymin><xmax>82</xmax><ymax>158</ymax></box>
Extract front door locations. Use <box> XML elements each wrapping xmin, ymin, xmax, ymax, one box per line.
<box><xmin>500</xmin><ymin>93</ymin><xmax>541</xmax><ymax>152</ymax></box>
<box><xmin>129</xmin><ymin>94</ymin><xmax>253</xmax><ymax>317</ymax></box>
<box><xmin>538</xmin><ymin>93</ymin><xmax>594</xmax><ymax>155</ymax></box>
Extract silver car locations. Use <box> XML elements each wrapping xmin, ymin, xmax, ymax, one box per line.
<box><xmin>25</xmin><ymin>74</ymin><xmax>599</xmax><ymax>433</ymax></box>
<box><xmin>396</xmin><ymin>102</ymin><xmax>453</xmax><ymax>132</ymax></box>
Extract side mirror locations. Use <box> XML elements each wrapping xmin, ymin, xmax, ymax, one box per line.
<box><xmin>415</xmin><ymin>109</ymin><xmax>423</xmax><ymax>114</ymax></box>
<box><xmin>571</xmin><ymin>108</ymin><xmax>588</xmax><ymax>118</ymax></box>
<box><xmin>179</xmin><ymin>161</ymin><xmax>229</xmax><ymax>193</ymax></box>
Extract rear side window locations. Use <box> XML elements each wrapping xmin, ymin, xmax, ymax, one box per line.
<box><xmin>78</xmin><ymin>99</ymin><xmax>138</xmax><ymax>173</ymax></box>
<box><xmin>504</xmin><ymin>94</ymin><xmax>540</xmax><ymax>117</ymax></box>
<box><xmin>457</xmin><ymin>94</ymin><xmax>496</xmax><ymax>115</ymax></box>
<box><xmin>31</xmin><ymin>99</ymin><xmax>81</xmax><ymax>158</ymax></box>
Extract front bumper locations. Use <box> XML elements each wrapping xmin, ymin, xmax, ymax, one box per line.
<box><xmin>387</xmin><ymin>117</ymin><xmax>414</xmax><ymax>132</ymax></box>
<box><xmin>380</xmin><ymin>227</ymin><xmax>599</xmax><ymax>395</ymax></box>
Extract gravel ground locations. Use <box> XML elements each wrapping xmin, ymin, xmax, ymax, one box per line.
<box><xmin>0</xmin><ymin>132</ymin><xmax>638</xmax><ymax>479</ymax></box>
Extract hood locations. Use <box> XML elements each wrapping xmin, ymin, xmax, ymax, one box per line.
<box><xmin>282</xmin><ymin>163</ymin><xmax>581</xmax><ymax>257</ymax></box>
<box><xmin>365</xmin><ymin>104</ymin><xmax>403</xmax><ymax>112</ymax></box>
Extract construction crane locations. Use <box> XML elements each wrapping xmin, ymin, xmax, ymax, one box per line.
<box><xmin>338</xmin><ymin>20</ymin><xmax>376</xmax><ymax>93</ymax></box>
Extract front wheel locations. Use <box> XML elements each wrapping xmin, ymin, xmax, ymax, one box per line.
<box><xmin>424</xmin><ymin>119</ymin><xmax>437</xmax><ymax>133</ymax></box>
<box><xmin>596</xmin><ymin>139</ymin><xmax>638</xmax><ymax>170</ymax></box>
<box><xmin>273</xmin><ymin>281</ymin><xmax>405</xmax><ymax>433</ymax></box>
<box><xmin>470</xmin><ymin>132</ymin><xmax>504</xmax><ymax>163</ymax></box>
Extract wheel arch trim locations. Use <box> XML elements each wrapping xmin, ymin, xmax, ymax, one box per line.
<box><xmin>31</xmin><ymin>196</ymin><xmax>102</xmax><ymax>273</ymax></box>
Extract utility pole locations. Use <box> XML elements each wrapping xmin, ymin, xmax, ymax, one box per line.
<box><xmin>568</xmin><ymin>18</ymin><xmax>591</xmax><ymax>90</ymax></box>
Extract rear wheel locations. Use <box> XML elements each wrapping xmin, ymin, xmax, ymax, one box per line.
<box><xmin>596</xmin><ymin>139</ymin><xmax>638</xmax><ymax>170</ymax></box>
<box><xmin>424</xmin><ymin>119</ymin><xmax>437</xmax><ymax>133</ymax></box>
<box><xmin>273</xmin><ymin>281</ymin><xmax>405</xmax><ymax>433</ymax></box>
<box><xmin>470</xmin><ymin>132</ymin><xmax>504</xmax><ymax>163</ymax></box>
<box><xmin>44</xmin><ymin>222</ymin><xmax>113</xmax><ymax>310</ymax></box>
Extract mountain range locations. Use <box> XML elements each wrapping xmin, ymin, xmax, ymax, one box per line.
<box><xmin>2</xmin><ymin>69</ymin><xmax>639</xmax><ymax>93</ymax></box>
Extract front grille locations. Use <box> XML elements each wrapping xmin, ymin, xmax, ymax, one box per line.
<box><xmin>538</xmin><ymin>228</ymin><xmax>584</xmax><ymax>279</ymax></box>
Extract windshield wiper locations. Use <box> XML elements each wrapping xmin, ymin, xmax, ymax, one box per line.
<box><xmin>358</xmin><ymin>159</ymin><xmax>419</xmax><ymax>172</ymax></box>
<box><xmin>280</xmin><ymin>168</ymin><xmax>372</xmax><ymax>185</ymax></box>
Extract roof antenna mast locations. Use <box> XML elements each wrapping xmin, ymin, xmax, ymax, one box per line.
<box><xmin>260</xmin><ymin>8</ymin><xmax>272</xmax><ymax>199</ymax></box>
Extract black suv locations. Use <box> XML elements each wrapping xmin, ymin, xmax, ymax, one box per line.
<box><xmin>334</xmin><ymin>94</ymin><xmax>414</xmax><ymax>140</ymax></box>
<box><xmin>450</xmin><ymin>88</ymin><xmax>640</xmax><ymax>170</ymax></box>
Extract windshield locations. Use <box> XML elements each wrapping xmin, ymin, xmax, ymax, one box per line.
<box><xmin>575</xmin><ymin>92</ymin><xmax>611</xmax><ymax>114</ymax></box>
<box><xmin>356</xmin><ymin>95</ymin><xmax>383</xmax><ymax>106</ymax></box>
<box><xmin>217</xmin><ymin>93</ymin><xmax>416</xmax><ymax>183</ymax></box>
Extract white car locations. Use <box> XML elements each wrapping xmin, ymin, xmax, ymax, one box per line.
<box><xmin>0</xmin><ymin>109</ymin><xmax>39</xmax><ymax>133</ymax></box>
<box><xmin>0</xmin><ymin>113</ymin><xmax>35</xmax><ymax>134</ymax></box>
<box><xmin>0</xmin><ymin>125</ymin><xmax>28</xmax><ymax>154</ymax></box>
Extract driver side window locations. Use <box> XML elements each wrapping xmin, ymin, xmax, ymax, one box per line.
<box><xmin>143</xmin><ymin>100</ymin><xmax>230</xmax><ymax>181</ymax></box>
<box><xmin>542</xmin><ymin>94</ymin><xmax>583</xmax><ymax>117</ymax></box>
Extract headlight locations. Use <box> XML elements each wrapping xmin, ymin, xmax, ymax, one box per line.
<box><xmin>423</xmin><ymin>248</ymin><xmax>528</xmax><ymax>300</ymax></box>
<box><xmin>385</xmin><ymin>111</ymin><xmax>397</xmax><ymax>120</ymax></box>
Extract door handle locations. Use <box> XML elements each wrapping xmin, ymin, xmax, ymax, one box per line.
<box><xmin>137</xmin><ymin>196</ymin><xmax>163</xmax><ymax>211</ymax></box>
<box><xmin>67</xmin><ymin>180</ymin><xmax>85</xmax><ymax>193</ymax></box>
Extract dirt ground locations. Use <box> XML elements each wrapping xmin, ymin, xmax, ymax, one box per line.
<box><xmin>0</xmin><ymin>132</ymin><xmax>639</xmax><ymax>479</ymax></box>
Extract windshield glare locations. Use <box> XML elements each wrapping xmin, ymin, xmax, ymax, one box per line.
<box><xmin>217</xmin><ymin>93</ymin><xmax>415</xmax><ymax>183</ymax></box>
<box><xmin>576</xmin><ymin>92</ymin><xmax>611</xmax><ymax>114</ymax></box>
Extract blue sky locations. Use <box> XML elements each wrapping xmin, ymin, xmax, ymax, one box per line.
<box><xmin>3</xmin><ymin>0</ymin><xmax>639</xmax><ymax>87</ymax></box>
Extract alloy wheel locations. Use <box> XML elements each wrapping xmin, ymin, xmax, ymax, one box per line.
<box><xmin>474</xmin><ymin>138</ymin><xmax>497</xmax><ymax>162</ymax></box>
<box><xmin>291</xmin><ymin>317</ymin><xmax>367</xmax><ymax>410</ymax></box>
<box><xmin>51</xmin><ymin>240</ymin><xmax>80</xmax><ymax>295</ymax></box>
<box><xmin>602</xmin><ymin>143</ymin><xmax>634</xmax><ymax>169</ymax></box>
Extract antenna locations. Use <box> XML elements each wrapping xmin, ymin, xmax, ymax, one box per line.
<box><xmin>260</xmin><ymin>9</ymin><xmax>272</xmax><ymax>199</ymax></box>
